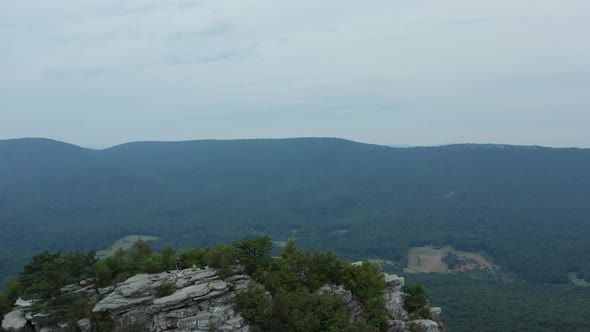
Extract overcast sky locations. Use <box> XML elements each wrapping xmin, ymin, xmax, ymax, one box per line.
<box><xmin>1</xmin><ymin>0</ymin><xmax>589</xmax><ymax>148</ymax></box>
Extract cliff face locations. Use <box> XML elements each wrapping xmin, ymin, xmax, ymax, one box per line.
<box><xmin>2</xmin><ymin>268</ymin><xmax>443</xmax><ymax>332</ymax></box>
<box><xmin>92</xmin><ymin>268</ymin><xmax>251</xmax><ymax>331</ymax></box>
<box><xmin>318</xmin><ymin>274</ymin><xmax>444</xmax><ymax>332</ymax></box>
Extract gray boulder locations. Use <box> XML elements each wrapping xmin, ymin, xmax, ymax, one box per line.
<box><xmin>386</xmin><ymin>319</ymin><xmax>408</xmax><ymax>332</ymax></box>
<box><xmin>92</xmin><ymin>267</ymin><xmax>251</xmax><ymax>331</ymax></box>
<box><xmin>382</xmin><ymin>273</ymin><xmax>409</xmax><ymax>320</ymax></box>
<box><xmin>14</xmin><ymin>298</ymin><xmax>32</xmax><ymax>309</ymax></box>
<box><xmin>77</xmin><ymin>318</ymin><xmax>92</xmax><ymax>332</ymax></box>
<box><xmin>1</xmin><ymin>309</ymin><xmax>27</xmax><ymax>331</ymax></box>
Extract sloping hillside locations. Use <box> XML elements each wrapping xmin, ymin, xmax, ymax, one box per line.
<box><xmin>1</xmin><ymin>138</ymin><xmax>590</xmax><ymax>287</ymax></box>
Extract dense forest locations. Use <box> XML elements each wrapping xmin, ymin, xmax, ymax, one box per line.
<box><xmin>406</xmin><ymin>272</ymin><xmax>590</xmax><ymax>332</ymax></box>
<box><xmin>2</xmin><ymin>137</ymin><xmax>590</xmax><ymax>329</ymax></box>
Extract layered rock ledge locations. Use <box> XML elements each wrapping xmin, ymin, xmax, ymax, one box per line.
<box><xmin>2</xmin><ymin>268</ymin><xmax>443</xmax><ymax>332</ymax></box>
<box><xmin>92</xmin><ymin>267</ymin><xmax>251</xmax><ymax>331</ymax></box>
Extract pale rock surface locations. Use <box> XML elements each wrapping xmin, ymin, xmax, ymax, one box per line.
<box><xmin>382</xmin><ymin>274</ymin><xmax>409</xmax><ymax>320</ymax></box>
<box><xmin>381</xmin><ymin>273</ymin><xmax>444</xmax><ymax>332</ymax></box>
<box><xmin>2</xmin><ymin>297</ymin><xmax>34</xmax><ymax>332</ymax></box>
<box><xmin>386</xmin><ymin>319</ymin><xmax>408</xmax><ymax>332</ymax></box>
<box><xmin>14</xmin><ymin>298</ymin><xmax>32</xmax><ymax>309</ymax></box>
<box><xmin>93</xmin><ymin>267</ymin><xmax>251</xmax><ymax>331</ymax></box>
<box><xmin>77</xmin><ymin>318</ymin><xmax>92</xmax><ymax>332</ymax></box>
<box><xmin>430</xmin><ymin>307</ymin><xmax>442</xmax><ymax>321</ymax></box>
<box><xmin>1</xmin><ymin>309</ymin><xmax>27</xmax><ymax>331</ymax></box>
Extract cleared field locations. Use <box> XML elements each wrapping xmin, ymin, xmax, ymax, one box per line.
<box><xmin>97</xmin><ymin>235</ymin><xmax>160</xmax><ymax>258</ymax></box>
<box><xmin>568</xmin><ymin>273</ymin><xmax>590</xmax><ymax>287</ymax></box>
<box><xmin>404</xmin><ymin>246</ymin><xmax>498</xmax><ymax>273</ymax></box>
<box><xmin>456</xmin><ymin>250</ymin><xmax>496</xmax><ymax>271</ymax></box>
<box><xmin>405</xmin><ymin>247</ymin><xmax>449</xmax><ymax>273</ymax></box>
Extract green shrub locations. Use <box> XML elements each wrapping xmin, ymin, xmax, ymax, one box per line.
<box><xmin>341</xmin><ymin>262</ymin><xmax>387</xmax><ymax>330</ymax></box>
<box><xmin>155</xmin><ymin>282</ymin><xmax>176</xmax><ymax>297</ymax></box>
<box><xmin>91</xmin><ymin>312</ymin><xmax>113</xmax><ymax>332</ymax></box>
<box><xmin>0</xmin><ymin>278</ymin><xmax>21</xmax><ymax>315</ymax></box>
<box><xmin>236</xmin><ymin>282</ymin><xmax>272</xmax><ymax>330</ymax></box>
<box><xmin>207</xmin><ymin>243</ymin><xmax>237</xmax><ymax>278</ymax></box>
<box><xmin>95</xmin><ymin>261</ymin><xmax>112</xmax><ymax>288</ymax></box>
<box><xmin>402</xmin><ymin>284</ymin><xmax>432</xmax><ymax>319</ymax></box>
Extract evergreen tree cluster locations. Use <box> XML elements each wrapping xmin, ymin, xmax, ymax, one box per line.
<box><xmin>0</xmin><ymin>236</ymin><xmax>400</xmax><ymax>332</ymax></box>
<box><xmin>237</xmin><ymin>238</ymin><xmax>389</xmax><ymax>331</ymax></box>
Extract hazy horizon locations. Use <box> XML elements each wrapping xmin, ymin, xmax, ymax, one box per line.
<box><xmin>1</xmin><ymin>1</ymin><xmax>589</xmax><ymax>148</ymax></box>
<box><xmin>2</xmin><ymin>136</ymin><xmax>589</xmax><ymax>150</ymax></box>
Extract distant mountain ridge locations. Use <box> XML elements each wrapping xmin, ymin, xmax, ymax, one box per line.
<box><xmin>1</xmin><ymin>137</ymin><xmax>590</xmax><ymax>289</ymax></box>
<box><xmin>6</xmin><ymin>136</ymin><xmax>588</xmax><ymax>150</ymax></box>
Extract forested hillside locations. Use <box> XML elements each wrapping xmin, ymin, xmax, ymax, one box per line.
<box><xmin>2</xmin><ymin>137</ymin><xmax>590</xmax><ymax>288</ymax></box>
<box><xmin>406</xmin><ymin>272</ymin><xmax>590</xmax><ymax>332</ymax></box>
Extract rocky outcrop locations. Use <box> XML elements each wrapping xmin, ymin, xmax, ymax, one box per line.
<box><xmin>317</xmin><ymin>273</ymin><xmax>444</xmax><ymax>332</ymax></box>
<box><xmin>92</xmin><ymin>267</ymin><xmax>251</xmax><ymax>331</ymax></box>
<box><xmin>317</xmin><ymin>284</ymin><xmax>363</xmax><ymax>321</ymax></box>
<box><xmin>1</xmin><ymin>309</ymin><xmax>28</xmax><ymax>332</ymax></box>
<box><xmin>382</xmin><ymin>274</ymin><xmax>409</xmax><ymax>320</ymax></box>
<box><xmin>2</xmin><ymin>268</ymin><xmax>251</xmax><ymax>332</ymax></box>
<box><xmin>2</xmin><ymin>269</ymin><xmax>444</xmax><ymax>332</ymax></box>
<box><xmin>1</xmin><ymin>298</ymin><xmax>31</xmax><ymax>332</ymax></box>
<box><xmin>77</xmin><ymin>318</ymin><xmax>92</xmax><ymax>332</ymax></box>
<box><xmin>381</xmin><ymin>273</ymin><xmax>445</xmax><ymax>332</ymax></box>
